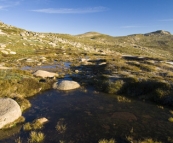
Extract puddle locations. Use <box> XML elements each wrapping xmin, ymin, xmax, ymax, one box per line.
<box><xmin>0</xmin><ymin>87</ymin><xmax>173</xmax><ymax>143</ymax></box>
<box><xmin>21</xmin><ymin>62</ymin><xmax>71</xmax><ymax>72</ymax></box>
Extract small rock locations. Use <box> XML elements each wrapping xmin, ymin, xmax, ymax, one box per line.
<box><xmin>26</xmin><ymin>58</ymin><xmax>34</xmax><ymax>62</ymax></box>
<box><xmin>53</xmin><ymin>80</ymin><xmax>80</xmax><ymax>90</ymax></box>
<box><xmin>75</xmin><ymin>70</ymin><xmax>79</xmax><ymax>73</ymax></box>
<box><xmin>40</xmin><ymin>57</ymin><xmax>46</xmax><ymax>60</ymax></box>
<box><xmin>98</xmin><ymin>62</ymin><xmax>107</xmax><ymax>65</ymax></box>
<box><xmin>0</xmin><ymin>44</ymin><xmax>6</xmax><ymax>48</ymax></box>
<box><xmin>33</xmin><ymin>70</ymin><xmax>58</xmax><ymax>78</ymax></box>
<box><xmin>80</xmin><ymin>58</ymin><xmax>90</xmax><ymax>62</ymax></box>
<box><xmin>36</xmin><ymin>117</ymin><xmax>48</xmax><ymax>125</ymax></box>
<box><xmin>1</xmin><ymin>50</ymin><xmax>8</xmax><ymax>55</ymax></box>
<box><xmin>9</xmin><ymin>51</ymin><xmax>16</xmax><ymax>55</ymax></box>
<box><xmin>37</xmin><ymin>63</ymin><xmax>42</xmax><ymax>66</ymax></box>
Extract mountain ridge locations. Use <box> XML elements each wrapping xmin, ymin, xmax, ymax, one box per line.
<box><xmin>0</xmin><ymin>20</ymin><xmax>173</xmax><ymax>60</ymax></box>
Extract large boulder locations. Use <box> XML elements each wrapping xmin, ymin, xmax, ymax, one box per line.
<box><xmin>33</xmin><ymin>70</ymin><xmax>58</xmax><ymax>78</ymax></box>
<box><xmin>53</xmin><ymin>80</ymin><xmax>80</xmax><ymax>90</ymax></box>
<box><xmin>0</xmin><ymin>98</ymin><xmax>22</xmax><ymax>129</ymax></box>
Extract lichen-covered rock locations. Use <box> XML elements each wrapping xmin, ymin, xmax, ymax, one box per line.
<box><xmin>0</xmin><ymin>98</ymin><xmax>22</xmax><ymax>129</ymax></box>
<box><xmin>33</xmin><ymin>70</ymin><xmax>58</xmax><ymax>78</ymax></box>
<box><xmin>53</xmin><ymin>80</ymin><xmax>80</xmax><ymax>90</ymax></box>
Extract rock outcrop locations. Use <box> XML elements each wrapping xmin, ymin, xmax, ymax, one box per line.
<box><xmin>53</xmin><ymin>80</ymin><xmax>80</xmax><ymax>90</ymax></box>
<box><xmin>0</xmin><ymin>98</ymin><xmax>22</xmax><ymax>129</ymax></box>
<box><xmin>144</xmin><ymin>30</ymin><xmax>171</xmax><ymax>36</ymax></box>
<box><xmin>33</xmin><ymin>70</ymin><xmax>58</xmax><ymax>78</ymax></box>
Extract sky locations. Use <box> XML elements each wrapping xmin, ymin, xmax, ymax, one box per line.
<box><xmin>0</xmin><ymin>0</ymin><xmax>173</xmax><ymax>36</ymax></box>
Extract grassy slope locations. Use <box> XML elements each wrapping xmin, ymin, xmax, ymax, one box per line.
<box><xmin>0</xmin><ymin>21</ymin><xmax>173</xmax><ymax>108</ymax></box>
<box><xmin>77</xmin><ymin>32</ymin><xmax>173</xmax><ymax>60</ymax></box>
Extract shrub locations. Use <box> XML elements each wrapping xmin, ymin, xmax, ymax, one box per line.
<box><xmin>105</xmin><ymin>80</ymin><xmax>124</xmax><ymax>94</ymax></box>
<box><xmin>23</xmin><ymin>119</ymin><xmax>44</xmax><ymax>131</ymax></box>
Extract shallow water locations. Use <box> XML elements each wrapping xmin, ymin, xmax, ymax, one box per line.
<box><xmin>0</xmin><ymin>86</ymin><xmax>173</xmax><ymax>143</ymax></box>
<box><xmin>21</xmin><ymin>62</ymin><xmax>71</xmax><ymax>72</ymax></box>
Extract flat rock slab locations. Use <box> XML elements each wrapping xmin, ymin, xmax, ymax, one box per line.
<box><xmin>0</xmin><ymin>98</ymin><xmax>22</xmax><ymax>129</ymax></box>
<box><xmin>33</xmin><ymin>70</ymin><xmax>58</xmax><ymax>78</ymax></box>
<box><xmin>53</xmin><ymin>80</ymin><xmax>80</xmax><ymax>90</ymax></box>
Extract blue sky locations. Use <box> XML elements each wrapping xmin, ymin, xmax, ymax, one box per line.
<box><xmin>0</xmin><ymin>0</ymin><xmax>173</xmax><ymax>36</ymax></box>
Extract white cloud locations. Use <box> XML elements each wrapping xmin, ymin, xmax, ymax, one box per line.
<box><xmin>31</xmin><ymin>7</ymin><xmax>108</xmax><ymax>14</ymax></box>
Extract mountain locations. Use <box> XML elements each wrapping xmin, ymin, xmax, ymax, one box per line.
<box><xmin>144</xmin><ymin>30</ymin><xmax>171</xmax><ymax>36</ymax></box>
<box><xmin>77</xmin><ymin>32</ymin><xmax>102</xmax><ymax>37</ymax></box>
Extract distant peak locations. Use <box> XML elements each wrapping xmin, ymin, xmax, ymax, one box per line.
<box><xmin>144</xmin><ymin>30</ymin><xmax>171</xmax><ymax>36</ymax></box>
<box><xmin>77</xmin><ymin>31</ymin><xmax>101</xmax><ymax>37</ymax></box>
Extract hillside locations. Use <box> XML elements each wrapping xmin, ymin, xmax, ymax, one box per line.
<box><xmin>1</xmin><ymin>21</ymin><xmax>173</xmax><ymax>64</ymax></box>
<box><xmin>77</xmin><ymin>30</ymin><xmax>173</xmax><ymax>60</ymax></box>
<box><xmin>1</xmin><ymin>21</ymin><xmax>173</xmax><ymax>143</ymax></box>
<box><xmin>1</xmin><ymin>21</ymin><xmax>173</xmax><ymax>100</ymax></box>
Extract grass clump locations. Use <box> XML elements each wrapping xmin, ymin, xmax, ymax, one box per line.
<box><xmin>116</xmin><ymin>95</ymin><xmax>131</xmax><ymax>102</ymax></box>
<box><xmin>23</xmin><ymin>119</ymin><xmax>44</xmax><ymax>131</ymax></box>
<box><xmin>15</xmin><ymin>98</ymin><xmax>31</xmax><ymax>112</ymax></box>
<box><xmin>168</xmin><ymin>117</ymin><xmax>173</xmax><ymax>122</ymax></box>
<box><xmin>56</xmin><ymin>118</ymin><xmax>67</xmax><ymax>134</ymax></box>
<box><xmin>105</xmin><ymin>80</ymin><xmax>124</xmax><ymax>94</ymax></box>
<box><xmin>98</xmin><ymin>138</ymin><xmax>116</xmax><ymax>143</ymax></box>
<box><xmin>139</xmin><ymin>63</ymin><xmax>157</xmax><ymax>72</ymax></box>
<box><xmin>139</xmin><ymin>138</ymin><xmax>162</xmax><ymax>143</ymax></box>
<box><xmin>94</xmin><ymin>75</ymin><xmax>124</xmax><ymax>94</ymax></box>
<box><xmin>168</xmin><ymin>137</ymin><xmax>173</xmax><ymax>143</ymax></box>
<box><xmin>28</xmin><ymin>131</ymin><xmax>45</xmax><ymax>143</ymax></box>
<box><xmin>170</xmin><ymin>110</ymin><xmax>173</xmax><ymax>114</ymax></box>
<box><xmin>15</xmin><ymin>137</ymin><xmax>22</xmax><ymax>143</ymax></box>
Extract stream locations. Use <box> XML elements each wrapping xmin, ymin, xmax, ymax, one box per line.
<box><xmin>0</xmin><ymin>86</ymin><xmax>173</xmax><ymax>143</ymax></box>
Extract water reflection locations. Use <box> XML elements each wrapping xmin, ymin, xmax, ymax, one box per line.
<box><xmin>0</xmin><ymin>87</ymin><xmax>173</xmax><ymax>143</ymax></box>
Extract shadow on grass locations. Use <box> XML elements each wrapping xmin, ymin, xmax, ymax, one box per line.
<box><xmin>70</xmin><ymin>59</ymin><xmax>173</xmax><ymax>108</ymax></box>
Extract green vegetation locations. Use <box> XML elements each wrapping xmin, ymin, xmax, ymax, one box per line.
<box><xmin>55</xmin><ymin>118</ymin><xmax>67</xmax><ymax>134</ymax></box>
<box><xmin>168</xmin><ymin>117</ymin><xmax>173</xmax><ymax>122</ymax></box>
<box><xmin>15</xmin><ymin>137</ymin><xmax>22</xmax><ymax>143</ymax></box>
<box><xmin>94</xmin><ymin>76</ymin><xmax>173</xmax><ymax>106</ymax></box>
<box><xmin>139</xmin><ymin>138</ymin><xmax>162</xmax><ymax>143</ymax></box>
<box><xmin>28</xmin><ymin>131</ymin><xmax>45</xmax><ymax>143</ymax></box>
<box><xmin>1</xmin><ymin>21</ymin><xmax>173</xmax><ymax>142</ymax></box>
<box><xmin>15</xmin><ymin>98</ymin><xmax>31</xmax><ymax>112</ymax></box>
<box><xmin>98</xmin><ymin>139</ymin><xmax>116</xmax><ymax>143</ymax></box>
<box><xmin>23</xmin><ymin>119</ymin><xmax>45</xmax><ymax>131</ymax></box>
<box><xmin>0</xmin><ymin>69</ymin><xmax>52</xmax><ymax>98</ymax></box>
<box><xmin>2</xmin><ymin>116</ymin><xmax>25</xmax><ymax>129</ymax></box>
